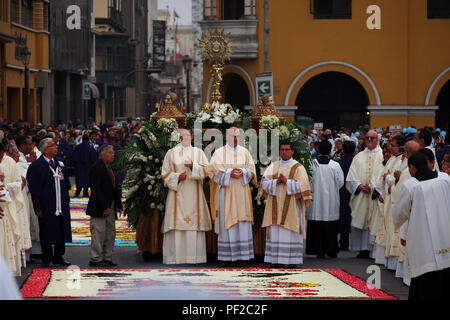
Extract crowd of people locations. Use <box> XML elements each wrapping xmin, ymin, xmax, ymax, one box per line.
<box><xmin>0</xmin><ymin>115</ymin><xmax>449</xmax><ymax>300</ymax></box>
<box><xmin>0</xmin><ymin>116</ymin><xmax>142</xmax><ymax>277</ymax></box>
<box><xmin>303</xmin><ymin>125</ymin><xmax>449</xmax><ymax>299</ymax></box>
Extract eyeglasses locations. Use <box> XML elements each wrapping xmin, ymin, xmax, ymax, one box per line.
<box><xmin>366</xmin><ymin>137</ymin><xmax>377</xmax><ymax>141</ymax></box>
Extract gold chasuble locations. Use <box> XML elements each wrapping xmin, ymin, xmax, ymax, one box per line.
<box><xmin>161</xmin><ymin>144</ymin><xmax>212</xmax><ymax>233</ymax></box>
<box><xmin>261</xmin><ymin>160</ymin><xmax>312</xmax><ymax>238</ymax></box>
<box><xmin>208</xmin><ymin>145</ymin><xmax>257</xmax><ymax>230</ymax></box>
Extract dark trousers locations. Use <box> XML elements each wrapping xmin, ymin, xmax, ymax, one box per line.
<box><xmin>339</xmin><ymin>233</ymin><xmax>350</xmax><ymax>250</ymax></box>
<box><xmin>306</xmin><ymin>220</ymin><xmax>339</xmax><ymax>257</ymax></box>
<box><xmin>409</xmin><ymin>267</ymin><xmax>450</xmax><ymax>300</ymax></box>
<box><xmin>39</xmin><ymin>216</ymin><xmax>67</xmax><ymax>263</ymax></box>
<box><xmin>41</xmin><ymin>243</ymin><xmax>66</xmax><ymax>263</ymax></box>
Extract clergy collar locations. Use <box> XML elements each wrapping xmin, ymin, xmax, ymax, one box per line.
<box><xmin>280</xmin><ymin>158</ymin><xmax>294</xmax><ymax>166</ymax></box>
<box><xmin>414</xmin><ymin>170</ymin><xmax>437</xmax><ymax>182</ymax></box>
<box><xmin>178</xmin><ymin>143</ymin><xmax>192</xmax><ymax>149</ymax></box>
<box><xmin>226</xmin><ymin>143</ymin><xmax>239</xmax><ymax>153</ymax></box>
<box><xmin>365</xmin><ymin>147</ymin><xmax>378</xmax><ymax>154</ymax></box>
<box><xmin>317</xmin><ymin>155</ymin><xmax>331</xmax><ymax>164</ymax></box>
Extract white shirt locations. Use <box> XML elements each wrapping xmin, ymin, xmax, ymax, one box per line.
<box><xmin>393</xmin><ymin>173</ymin><xmax>450</xmax><ymax>278</ymax></box>
<box><xmin>307</xmin><ymin>158</ymin><xmax>345</xmax><ymax>221</ymax></box>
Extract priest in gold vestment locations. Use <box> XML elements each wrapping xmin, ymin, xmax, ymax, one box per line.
<box><xmin>209</xmin><ymin>127</ymin><xmax>257</xmax><ymax>264</ymax></box>
<box><xmin>261</xmin><ymin>141</ymin><xmax>312</xmax><ymax>266</ymax></box>
<box><xmin>161</xmin><ymin>128</ymin><xmax>212</xmax><ymax>264</ymax></box>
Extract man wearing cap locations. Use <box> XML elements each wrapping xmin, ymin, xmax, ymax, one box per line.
<box><xmin>208</xmin><ymin>127</ymin><xmax>257</xmax><ymax>265</ymax></box>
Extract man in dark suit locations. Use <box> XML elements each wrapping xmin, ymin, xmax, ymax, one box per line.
<box><xmin>86</xmin><ymin>144</ymin><xmax>122</xmax><ymax>267</ymax></box>
<box><xmin>72</xmin><ymin>134</ymin><xmax>97</xmax><ymax>197</ymax></box>
<box><xmin>26</xmin><ymin>138</ymin><xmax>72</xmax><ymax>267</ymax></box>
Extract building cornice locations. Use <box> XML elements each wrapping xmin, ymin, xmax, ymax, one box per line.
<box><xmin>367</xmin><ymin>105</ymin><xmax>439</xmax><ymax>116</ymax></box>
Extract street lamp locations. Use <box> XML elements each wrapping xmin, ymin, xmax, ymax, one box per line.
<box><xmin>182</xmin><ymin>55</ymin><xmax>192</xmax><ymax>113</ymax></box>
<box><xmin>20</xmin><ymin>46</ymin><xmax>31</xmax><ymax>121</ymax></box>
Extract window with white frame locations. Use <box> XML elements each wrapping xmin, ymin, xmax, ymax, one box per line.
<box><xmin>244</xmin><ymin>0</ymin><xmax>256</xmax><ymax>17</ymax></box>
<box><xmin>204</xmin><ymin>0</ymin><xmax>217</xmax><ymax>19</ymax></box>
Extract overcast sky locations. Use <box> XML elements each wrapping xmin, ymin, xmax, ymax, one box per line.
<box><xmin>157</xmin><ymin>0</ymin><xmax>192</xmax><ymax>25</ymax></box>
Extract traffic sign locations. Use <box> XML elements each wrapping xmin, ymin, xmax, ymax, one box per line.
<box><xmin>82</xmin><ymin>82</ymin><xmax>91</xmax><ymax>100</ymax></box>
<box><xmin>255</xmin><ymin>72</ymin><xmax>273</xmax><ymax>103</ymax></box>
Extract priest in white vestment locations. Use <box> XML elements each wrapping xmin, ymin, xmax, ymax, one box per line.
<box><xmin>16</xmin><ymin>135</ymin><xmax>40</xmax><ymax>260</ymax></box>
<box><xmin>393</xmin><ymin>151</ymin><xmax>450</xmax><ymax>300</ymax></box>
<box><xmin>7</xmin><ymin>145</ymin><xmax>32</xmax><ymax>270</ymax></box>
<box><xmin>0</xmin><ymin>145</ymin><xmax>27</xmax><ymax>276</ymax></box>
<box><xmin>375</xmin><ymin>135</ymin><xmax>407</xmax><ymax>269</ymax></box>
<box><xmin>346</xmin><ymin>130</ymin><xmax>384</xmax><ymax>259</ymax></box>
<box><xmin>305</xmin><ymin>140</ymin><xmax>344</xmax><ymax>259</ymax></box>
<box><xmin>161</xmin><ymin>128</ymin><xmax>212</xmax><ymax>264</ymax></box>
<box><xmin>209</xmin><ymin>127</ymin><xmax>257</xmax><ymax>264</ymax></box>
<box><xmin>261</xmin><ymin>141</ymin><xmax>312</xmax><ymax>266</ymax></box>
<box><xmin>0</xmin><ymin>183</ymin><xmax>18</xmax><ymax>276</ymax></box>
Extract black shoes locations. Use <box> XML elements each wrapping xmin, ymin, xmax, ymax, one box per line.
<box><xmin>356</xmin><ymin>250</ymin><xmax>371</xmax><ymax>259</ymax></box>
<box><xmin>89</xmin><ymin>260</ymin><xmax>104</xmax><ymax>267</ymax></box>
<box><xmin>41</xmin><ymin>260</ymin><xmax>51</xmax><ymax>267</ymax></box>
<box><xmin>102</xmin><ymin>260</ymin><xmax>118</xmax><ymax>267</ymax></box>
<box><xmin>41</xmin><ymin>258</ymin><xmax>70</xmax><ymax>267</ymax></box>
<box><xmin>52</xmin><ymin>258</ymin><xmax>71</xmax><ymax>266</ymax></box>
<box><xmin>89</xmin><ymin>260</ymin><xmax>118</xmax><ymax>267</ymax></box>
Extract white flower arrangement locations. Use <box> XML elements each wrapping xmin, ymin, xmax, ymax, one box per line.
<box><xmin>260</xmin><ymin>115</ymin><xmax>280</xmax><ymax>129</ymax></box>
<box><xmin>196</xmin><ymin>102</ymin><xmax>239</xmax><ymax>124</ymax></box>
<box><xmin>156</xmin><ymin>118</ymin><xmax>178</xmax><ymax>133</ymax></box>
<box><xmin>170</xmin><ymin>130</ymin><xmax>181</xmax><ymax>143</ymax></box>
<box><xmin>279</xmin><ymin>125</ymin><xmax>290</xmax><ymax>140</ymax></box>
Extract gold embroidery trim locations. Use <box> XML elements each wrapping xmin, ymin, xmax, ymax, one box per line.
<box><xmin>436</xmin><ymin>248</ymin><xmax>450</xmax><ymax>255</ymax></box>
<box><xmin>281</xmin><ymin>163</ymin><xmax>302</xmax><ymax>226</ymax></box>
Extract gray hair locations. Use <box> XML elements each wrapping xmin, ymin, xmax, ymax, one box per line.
<box><xmin>39</xmin><ymin>137</ymin><xmax>53</xmax><ymax>151</ymax></box>
<box><xmin>98</xmin><ymin>144</ymin><xmax>113</xmax><ymax>155</ymax></box>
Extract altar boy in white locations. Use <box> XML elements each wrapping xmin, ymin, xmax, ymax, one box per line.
<box><xmin>305</xmin><ymin>140</ymin><xmax>344</xmax><ymax>259</ymax></box>
<box><xmin>161</xmin><ymin>128</ymin><xmax>212</xmax><ymax>264</ymax></box>
<box><xmin>261</xmin><ymin>141</ymin><xmax>312</xmax><ymax>267</ymax></box>
<box><xmin>393</xmin><ymin>151</ymin><xmax>450</xmax><ymax>300</ymax></box>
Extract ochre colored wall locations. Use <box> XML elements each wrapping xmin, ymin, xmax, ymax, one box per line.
<box><xmin>201</xmin><ymin>0</ymin><xmax>450</xmax><ymax>129</ymax></box>
<box><xmin>94</xmin><ymin>0</ymin><xmax>109</xmax><ymax>19</ymax></box>
<box><xmin>5</xmin><ymin>23</ymin><xmax>49</xmax><ymax>122</ymax></box>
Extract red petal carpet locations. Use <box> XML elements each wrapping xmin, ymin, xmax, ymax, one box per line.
<box><xmin>21</xmin><ymin>268</ymin><xmax>396</xmax><ymax>299</ymax></box>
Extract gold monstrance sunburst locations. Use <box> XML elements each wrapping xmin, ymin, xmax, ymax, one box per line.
<box><xmin>199</xmin><ymin>30</ymin><xmax>232</xmax><ymax>107</ymax></box>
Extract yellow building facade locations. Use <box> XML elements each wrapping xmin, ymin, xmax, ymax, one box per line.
<box><xmin>1</xmin><ymin>0</ymin><xmax>50</xmax><ymax>123</ymax></box>
<box><xmin>200</xmin><ymin>0</ymin><xmax>450</xmax><ymax>131</ymax></box>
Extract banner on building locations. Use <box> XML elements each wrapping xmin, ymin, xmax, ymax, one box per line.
<box><xmin>153</xmin><ymin>20</ymin><xmax>166</xmax><ymax>71</ymax></box>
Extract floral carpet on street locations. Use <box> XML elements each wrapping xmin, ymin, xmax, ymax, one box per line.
<box><xmin>67</xmin><ymin>188</ymin><xmax>136</xmax><ymax>247</ymax></box>
<box><xmin>20</xmin><ymin>268</ymin><xmax>396</xmax><ymax>299</ymax></box>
